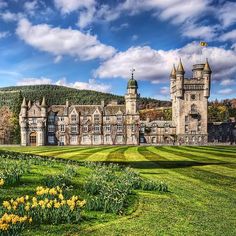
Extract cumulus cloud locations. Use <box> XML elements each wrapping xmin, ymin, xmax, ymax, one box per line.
<box><xmin>17</xmin><ymin>77</ymin><xmax>52</xmax><ymax>86</ymax></box>
<box><xmin>219</xmin><ymin>29</ymin><xmax>236</xmax><ymax>42</ymax></box>
<box><xmin>182</xmin><ymin>23</ymin><xmax>218</xmax><ymax>41</ymax></box>
<box><xmin>95</xmin><ymin>42</ymin><xmax>236</xmax><ymax>84</ymax></box>
<box><xmin>56</xmin><ymin>78</ymin><xmax>111</xmax><ymax>93</ymax></box>
<box><xmin>220</xmin><ymin>79</ymin><xmax>236</xmax><ymax>86</ymax></box>
<box><xmin>218</xmin><ymin>88</ymin><xmax>235</xmax><ymax>95</ymax></box>
<box><xmin>0</xmin><ymin>0</ymin><xmax>7</xmax><ymax>9</ymax></box>
<box><xmin>17</xmin><ymin>76</ymin><xmax>111</xmax><ymax>93</ymax></box>
<box><xmin>0</xmin><ymin>11</ymin><xmax>24</xmax><ymax>22</ymax></box>
<box><xmin>16</xmin><ymin>18</ymin><xmax>116</xmax><ymax>61</ymax></box>
<box><xmin>24</xmin><ymin>0</ymin><xmax>38</xmax><ymax>16</ymax></box>
<box><xmin>218</xmin><ymin>1</ymin><xmax>236</xmax><ymax>28</ymax></box>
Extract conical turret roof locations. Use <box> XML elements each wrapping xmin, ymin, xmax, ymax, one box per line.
<box><xmin>21</xmin><ymin>97</ymin><xmax>27</xmax><ymax>108</ymax></box>
<box><xmin>177</xmin><ymin>58</ymin><xmax>185</xmax><ymax>74</ymax></box>
<box><xmin>203</xmin><ymin>59</ymin><xmax>212</xmax><ymax>73</ymax></box>
<box><xmin>41</xmin><ymin>97</ymin><xmax>47</xmax><ymax>107</ymax></box>
<box><xmin>170</xmin><ymin>64</ymin><xmax>176</xmax><ymax>78</ymax></box>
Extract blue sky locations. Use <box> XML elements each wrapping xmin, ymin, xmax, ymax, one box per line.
<box><xmin>0</xmin><ymin>0</ymin><xmax>236</xmax><ymax>101</ymax></box>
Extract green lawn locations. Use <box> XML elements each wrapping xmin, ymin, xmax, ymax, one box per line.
<box><xmin>0</xmin><ymin>145</ymin><xmax>235</xmax><ymax>236</ymax></box>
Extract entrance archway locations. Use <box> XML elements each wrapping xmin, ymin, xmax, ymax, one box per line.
<box><xmin>29</xmin><ymin>132</ymin><xmax>37</xmax><ymax>146</ymax></box>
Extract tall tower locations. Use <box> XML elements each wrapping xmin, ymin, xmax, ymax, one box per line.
<box><xmin>171</xmin><ymin>59</ymin><xmax>211</xmax><ymax>144</ymax></box>
<box><xmin>19</xmin><ymin>97</ymin><xmax>28</xmax><ymax>146</ymax></box>
<box><xmin>125</xmin><ymin>69</ymin><xmax>139</xmax><ymax>144</ymax></box>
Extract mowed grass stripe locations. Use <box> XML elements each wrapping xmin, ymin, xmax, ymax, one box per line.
<box><xmin>86</xmin><ymin>146</ymin><xmax>122</xmax><ymax>161</ymax></box>
<box><xmin>181</xmin><ymin>146</ymin><xmax>236</xmax><ymax>158</ymax></box>
<box><xmin>196</xmin><ymin>146</ymin><xmax>236</xmax><ymax>154</ymax></box>
<box><xmin>144</xmin><ymin>147</ymin><xmax>236</xmax><ymax>201</ymax></box>
<box><xmin>170</xmin><ymin>146</ymin><xmax>234</xmax><ymax>163</ymax></box>
<box><xmin>160</xmin><ymin>146</ymin><xmax>223</xmax><ymax>164</ymax></box>
<box><xmin>106</xmin><ymin>146</ymin><xmax>130</xmax><ymax>162</ymax></box>
<box><xmin>59</xmin><ymin>146</ymin><xmax>114</xmax><ymax>160</ymax></box>
<box><xmin>137</xmin><ymin>147</ymin><xmax>229</xmax><ymax>200</ymax></box>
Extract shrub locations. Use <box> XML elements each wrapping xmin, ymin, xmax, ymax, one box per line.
<box><xmin>142</xmin><ymin>179</ymin><xmax>169</xmax><ymax>192</ymax></box>
<box><xmin>42</xmin><ymin>174</ymin><xmax>72</xmax><ymax>188</ymax></box>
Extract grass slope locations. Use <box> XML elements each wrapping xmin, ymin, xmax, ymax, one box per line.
<box><xmin>0</xmin><ymin>145</ymin><xmax>235</xmax><ymax>236</ymax></box>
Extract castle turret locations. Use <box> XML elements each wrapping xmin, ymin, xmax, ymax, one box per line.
<box><xmin>203</xmin><ymin>59</ymin><xmax>211</xmax><ymax>98</ymax></box>
<box><xmin>125</xmin><ymin>69</ymin><xmax>138</xmax><ymax>114</ymax></box>
<box><xmin>41</xmin><ymin>97</ymin><xmax>47</xmax><ymax>118</ymax></box>
<box><xmin>21</xmin><ymin>97</ymin><xmax>27</xmax><ymax>118</ymax></box>
<box><xmin>170</xmin><ymin>64</ymin><xmax>176</xmax><ymax>99</ymax></box>
<box><xmin>176</xmin><ymin>59</ymin><xmax>185</xmax><ymax>98</ymax></box>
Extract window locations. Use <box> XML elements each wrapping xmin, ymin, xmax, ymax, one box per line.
<box><xmin>59</xmin><ymin>136</ymin><xmax>65</xmax><ymax>144</ymax></box>
<box><xmin>164</xmin><ymin>127</ymin><xmax>169</xmax><ymax>133</ymax></box>
<box><xmin>59</xmin><ymin>117</ymin><xmax>64</xmax><ymax>122</ymax></box>
<box><xmin>83</xmin><ymin>125</ymin><xmax>88</xmax><ymax>132</ymax></box>
<box><xmin>70</xmin><ymin>135</ymin><xmax>77</xmax><ymax>144</ymax></box>
<box><xmin>94</xmin><ymin>125</ymin><xmax>100</xmax><ymax>132</ymax></box>
<box><xmin>93</xmin><ymin>135</ymin><xmax>99</xmax><ymax>143</ymax></box>
<box><xmin>60</xmin><ymin>125</ymin><xmax>65</xmax><ymax>132</ymax></box>
<box><xmin>104</xmin><ymin>125</ymin><xmax>111</xmax><ymax>132</ymax></box>
<box><xmin>48</xmin><ymin>136</ymin><xmax>54</xmax><ymax>144</ymax></box>
<box><xmin>32</xmin><ymin>118</ymin><xmax>37</xmax><ymax>124</ymax></box>
<box><xmin>105</xmin><ymin>116</ymin><xmax>110</xmax><ymax>121</ymax></box>
<box><xmin>198</xmin><ymin>123</ymin><xmax>201</xmax><ymax>132</ymax></box>
<box><xmin>117</xmin><ymin>115</ymin><xmax>122</xmax><ymax>122</ymax></box>
<box><xmin>185</xmin><ymin>125</ymin><xmax>189</xmax><ymax>133</ymax></box>
<box><xmin>82</xmin><ymin>135</ymin><xmax>89</xmax><ymax>143</ymax></box>
<box><xmin>185</xmin><ymin>116</ymin><xmax>189</xmax><ymax>123</ymax></box>
<box><xmin>117</xmin><ymin>124</ymin><xmax>123</xmax><ymax>132</ymax></box>
<box><xmin>71</xmin><ymin>125</ymin><xmax>77</xmax><ymax>133</ymax></box>
<box><xmin>185</xmin><ymin>94</ymin><xmax>188</xmax><ymax>101</ymax></box>
<box><xmin>48</xmin><ymin>114</ymin><xmax>54</xmax><ymax>122</ymax></box>
<box><xmin>191</xmin><ymin>94</ymin><xmax>196</xmax><ymax>100</ymax></box>
<box><xmin>94</xmin><ymin>114</ymin><xmax>100</xmax><ymax>122</ymax></box>
<box><xmin>71</xmin><ymin>115</ymin><xmax>77</xmax><ymax>122</ymax></box>
<box><xmin>131</xmin><ymin>124</ymin><xmax>135</xmax><ymax>132</ymax></box>
<box><xmin>191</xmin><ymin>104</ymin><xmax>197</xmax><ymax>113</ymax></box>
<box><xmin>105</xmin><ymin>135</ymin><xmax>111</xmax><ymax>142</ymax></box>
<box><xmin>116</xmin><ymin>135</ymin><xmax>123</xmax><ymax>143</ymax></box>
<box><xmin>48</xmin><ymin>125</ymin><xmax>55</xmax><ymax>132</ymax></box>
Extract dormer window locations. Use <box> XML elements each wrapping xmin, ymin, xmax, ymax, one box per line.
<box><xmin>71</xmin><ymin>115</ymin><xmax>77</xmax><ymax>122</ymax></box>
<box><xmin>117</xmin><ymin>115</ymin><xmax>122</xmax><ymax>122</ymax></box>
<box><xmin>94</xmin><ymin>114</ymin><xmax>100</xmax><ymax>123</ymax></box>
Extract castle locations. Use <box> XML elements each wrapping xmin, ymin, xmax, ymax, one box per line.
<box><xmin>19</xmin><ymin>59</ymin><xmax>220</xmax><ymax>146</ymax></box>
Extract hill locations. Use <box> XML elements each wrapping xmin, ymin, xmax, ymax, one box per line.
<box><xmin>0</xmin><ymin>84</ymin><xmax>171</xmax><ymax>110</ymax></box>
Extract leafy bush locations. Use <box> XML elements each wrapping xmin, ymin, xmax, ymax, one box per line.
<box><xmin>42</xmin><ymin>175</ymin><xmax>72</xmax><ymax>188</ymax></box>
<box><xmin>142</xmin><ymin>179</ymin><xmax>168</xmax><ymax>192</ymax></box>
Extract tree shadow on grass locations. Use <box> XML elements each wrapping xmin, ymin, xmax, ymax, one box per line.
<box><xmin>96</xmin><ymin>160</ymin><xmax>231</xmax><ymax>169</ymax></box>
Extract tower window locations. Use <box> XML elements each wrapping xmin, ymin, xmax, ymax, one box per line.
<box><xmin>185</xmin><ymin>125</ymin><xmax>189</xmax><ymax>133</ymax></box>
<box><xmin>191</xmin><ymin>94</ymin><xmax>196</xmax><ymax>100</ymax></box>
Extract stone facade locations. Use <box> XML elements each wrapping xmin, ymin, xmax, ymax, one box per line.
<box><xmin>19</xmin><ymin>60</ymin><xmax>236</xmax><ymax>146</ymax></box>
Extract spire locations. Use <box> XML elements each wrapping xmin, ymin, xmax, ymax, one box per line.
<box><xmin>41</xmin><ymin>97</ymin><xmax>46</xmax><ymax>107</ymax></box>
<box><xmin>131</xmin><ymin>68</ymin><xmax>135</xmax><ymax>80</ymax></box>
<box><xmin>203</xmin><ymin>58</ymin><xmax>212</xmax><ymax>73</ymax></box>
<box><xmin>21</xmin><ymin>97</ymin><xmax>27</xmax><ymax>108</ymax></box>
<box><xmin>170</xmin><ymin>64</ymin><xmax>176</xmax><ymax>78</ymax></box>
<box><xmin>28</xmin><ymin>100</ymin><xmax>31</xmax><ymax>108</ymax></box>
<box><xmin>177</xmin><ymin>58</ymin><xmax>185</xmax><ymax>74</ymax></box>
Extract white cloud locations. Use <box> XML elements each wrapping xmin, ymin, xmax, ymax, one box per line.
<box><xmin>218</xmin><ymin>88</ymin><xmax>234</xmax><ymax>95</ymax></box>
<box><xmin>218</xmin><ymin>1</ymin><xmax>236</xmax><ymax>28</ymax></box>
<box><xmin>182</xmin><ymin>23</ymin><xmax>218</xmax><ymax>41</ymax></box>
<box><xmin>220</xmin><ymin>79</ymin><xmax>236</xmax><ymax>86</ymax></box>
<box><xmin>16</xmin><ymin>18</ymin><xmax>116</xmax><ymax>61</ymax></box>
<box><xmin>160</xmin><ymin>86</ymin><xmax>169</xmax><ymax>95</ymax></box>
<box><xmin>0</xmin><ymin>31</ymin><xmax>9</xmax><ymax>39</ymax></box>
<box><xmin>24</xmin><ymin>0</ymin><xmax>38</xmax><ymax>15</ymax></box>
<box><xmin>95</xmin><ymin>42</ymin><xmax>236</xmax><ymax>85</ymax></box>
<box><xmin>17</xmin><ymin>77</ymin><xmax>52</xmax><ymax>86</ymax></box>
<box><xmin>0</xmin><ymin>11</ymin><xmax>24</xmax><ymax>22</ymax></box>
<box><xmin>0</xmin><ymin>0</ymin><xmax>7</xmax><ymax>9</ymax></box>
<box><xmin>17</xmin><ymin>76</ymin><xmax>111</xmax><ymax>93</ymax></box>
<box><xmin>53</xmin><ymin>55</ymin><xmax>62</xmax><ymax>63</ymax></box>
<box><xmin>219</xmin><ymin>29</ymin><xmax>236</xmax><ymax>42</ymax></box>
<box><xmin>56</xmin><ymin>78</ymin><xmax>111</xmax><ymax>93</ymax></box>
<box><xmin>54</xmin><ymin>0</ymin><xmax>95</xmax><ymax>14</ymax></box>
<box><xmin>131</xmin><ymin>34</ymin><xmax>138</xmax><ymax>41</ymax></box>
<box><xmin>111</xmin><ymin>23</ymin><xmax>129</xmax><ymax>32</ymax></box>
